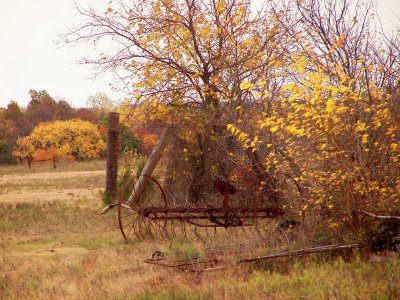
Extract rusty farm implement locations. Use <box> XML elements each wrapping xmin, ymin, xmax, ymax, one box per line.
<box><xmin>110</xmin><ymin>126</ymin><xmax>284</xmax><ymax>241</ymax></box>
<box><xmin>117</xmin><ymin>174</ymin><xmax>284</xmax><ymax>241</ymax></box>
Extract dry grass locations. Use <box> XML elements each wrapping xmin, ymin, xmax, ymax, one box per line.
<box><xmin>0</xmin><ymin>161</ymin><xmax>399</xmax><ymax>299</ymax></box>
<box><xmin>0</xmin><ymin>160</ymin><xmax>106</xmax><ymax>176</ymax></box>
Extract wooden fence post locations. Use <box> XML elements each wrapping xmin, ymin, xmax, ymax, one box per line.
<box><xmin>106</xmin><ymin>112</ymin><xmax>120</xmax><ymax>200</ymax></box>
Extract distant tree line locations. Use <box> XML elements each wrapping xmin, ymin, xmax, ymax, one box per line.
<box><xmin>0</xmin><ymin>90</ymin><xmax>143</xmax><ymax>165</ymax></box>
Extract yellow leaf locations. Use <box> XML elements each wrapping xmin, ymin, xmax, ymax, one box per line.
<box><xmin>334</xmin><ymin>35</ymin><xmax>345</xmax><ymax>48</ymax></box>
<box><xmin>270</xmin><ymin>126</ymin><xmax>279</xmax><ymax>133</ymax></box>
<box><xmin>263</xmin><ymin>91</ymin><xmax>271</xmax><ymax>98</ymax></box>
<box><xmin>217</xmin><ymin>2</ymin><xmax>225</xmax><ymax>13</ymax></box>
<box><xmin>240</xmin><ymin>82</ymin><xmax>254</xmax><ymax>90</ymax></box>
<box><xmin>336</xmin><ymin>107</ymin><xmax>348</xmax><ymax>114</ymax></box>
<box><xmin>326</xmin><ymin>99</ymin><xmax>335</xmax><ymax>113</ymax></box>
<box><xmin>361</xmin><ymin>134</ymin><xmax>368</xmax><ymax>144</ymax></box>
<box><xmin>355</xmin><ymin>121</ymin><xmax>366</xmax><ymax>132</ymax></box>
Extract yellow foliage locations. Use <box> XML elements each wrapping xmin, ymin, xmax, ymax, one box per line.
<box><xmin>14</xmin><ymin>119</ymin><xmax>106</xmax><ymax>162</ymax></box>
<box><xmin>254</xmin><ymin>54</ymin><xmax>400</xmax><ymax>222</ymax></box>
<box><xmin>325</xmin><ymin>99</ymin><xmax>335</xmax><ymax>113</ymax></box>
<box><xmin>240</xmin><ymin>82</ymin><xmax>254</xmax><ymax>90</ymax></box>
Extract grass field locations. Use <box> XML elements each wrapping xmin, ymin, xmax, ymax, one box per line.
<box><xmin>1</xmin><ymin>160</ymin><xmax>399</xmax><ymax>299</ymax></box>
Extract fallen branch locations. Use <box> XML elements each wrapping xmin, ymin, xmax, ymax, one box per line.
<box><xmin>359</xmin><ymin>210</ymin><xmax>400</xmax><ymax>220</ymax></box>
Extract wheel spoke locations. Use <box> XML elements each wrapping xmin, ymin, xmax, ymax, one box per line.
<box><xmin>118</xmin><ymin>174</ymin><xmax>168</xmax><ymax>241</ymax></box>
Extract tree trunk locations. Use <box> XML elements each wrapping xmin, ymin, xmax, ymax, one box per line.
<box><xmin>245</xmin><ymin>147</ymin><xmax>282</xmax><ymax>204</ymax></box>
<box><xmin>187</xmin><ymin>132</ymin><xmax>210</xmax><ymax>204</ymax></box>
<box><xmin>127</xmin><ymin>127</ymin><xmax>172</xmax><ymax>206</ymax></box>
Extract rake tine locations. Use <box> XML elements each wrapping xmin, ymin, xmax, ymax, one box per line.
<box><xmin>147</xmin><ymin>219</ymin><xmax>155</xmax><ymax>239</ymax></box>
<box><xmin>169</xmin><ymin>219</ymin><xmax>176</xmax><ymax>238</ymax></box>
<box><xmin>160</xmin><ymin>221</ymin><xmax>167</xmax><ymax>239</ymax></box>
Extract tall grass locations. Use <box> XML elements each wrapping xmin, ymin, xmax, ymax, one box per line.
<box><xmin>136</xmin><ymin>256</ymin><xmax>400</xmax><ymax>300</ymax></box>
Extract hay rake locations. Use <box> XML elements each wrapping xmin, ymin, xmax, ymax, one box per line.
<box><xmin>117</xmin><ymin>174</ymin><xmax>284</xmax><ymax>241</ymax></box>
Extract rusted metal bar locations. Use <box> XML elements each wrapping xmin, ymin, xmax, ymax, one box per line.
<box><xmin>147</xmin><ymin>215</ymin><xmax>269</xmax><ymax>221</ymax></box>
<box><xmin>238</xmin><ymin>243</ymin><xmax>364</xmax><ymax>264</ymax></box>
<box><xmin>140</xmin><ymin>206</ymin><xmax>283</xmax><ymax>225</ymax></box>
<box><xmin>106</xmin><ymin>112</ymin><xmax>120</xmax><ymax>200</ymax></box>
<box><xmin>177</xmin><ymin>219</ymin><xmax>253</xmax><ymax>228</ymax></box>
<box><xmin>136</xmin><ymin>206</ymin><xmax>283</xmax><ymax>229</ymax></box>
<box><xmin>143</xmin><ymin>258</ymin><xmax>223</xmax><ymax>273</ymax></box>
<box><xmin>138</xmin><ymin>206</ymin><xmax>283</xmax><ymax>215</ymax></box>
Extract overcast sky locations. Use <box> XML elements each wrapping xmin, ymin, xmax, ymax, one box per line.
<box><xmin>0</xmin><ymin>0</ymin><xmax>399</xmax><ymax>108</ymax></box>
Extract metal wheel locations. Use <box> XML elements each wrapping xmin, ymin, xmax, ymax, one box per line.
<box><xmin>118</xmin><ymin>174</ymin><xmax>167</xmax><ymax>241</ymax></box>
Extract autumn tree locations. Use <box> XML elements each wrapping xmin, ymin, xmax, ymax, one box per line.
<box><xmin>12</xmin><ymin>136</ymin><xmax>35</xmax><ymax>166</ymax></box>
<box><xmin>55</xmin><ymin>99</ymin><xmax>77</xmax><ymax>120</ymax></box>
<box><xmin>241</xmin><ymin>57</ymin><xmax>399</xmax><ymax>246</ymax></box>
<box><xmin>76</xmin><ymin>107</ymin><xmax>101</xmax><ymax>124</ymax></box>
<box><xmin>134</xmin><ymin>127</ymin><xmax>159</xmax><ymax>155</ymax></box>
<box><xmin>0</xmin><ymin>101</ymin><xmax>30</xmax><ymax>142</ymax></box>
<box><xmin>1</xmin><ymin>94</ymin><xmax>81</xmax><ymax>148</ymax></box>
<box><xmin>26</xmin><ymin>89</ymin><xmax>77</xmax><ymax>128</ymax></box>
<box><xmin>277</xmin><ymin>0</ymin><xmax>400</xmax><ymax>213</ymax></box>
<box><xmin>228</xmin><ymin>0</ymin><xmax>400</xmax><ymax>245</ymax></box>
<box><xmin>0</xmin><ymin>109</ymin><xmax>17</xmax><ymax>146</ymax></box>
<box><xmin>26</xmin><ymin>90</ymin><xmax>59</xmax><ymax>125</ymax></box>
<box><xmin>13</xmin><ymin>119</ymin><xmax>106</xmax><ymax>163</ymax></box>
<box><xmin>64</xmin><ymin>0</ymin><xmax>290</xmax><ymax>202</ymax></box>
<box><xmin>87</xmin><ymin>92</ymin><xmax>116</xmax><ymax>111</ymax></box>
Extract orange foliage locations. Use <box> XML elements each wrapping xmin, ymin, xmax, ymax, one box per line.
<box><xmin>134</xmin><ymin>128</ymin><xmax>158</xmax><ymax>155</ymax></box>
<box><xmin>141</xmin><ymin>133</ymin><xmax>158</xmax><ymax>155</ymax></box>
